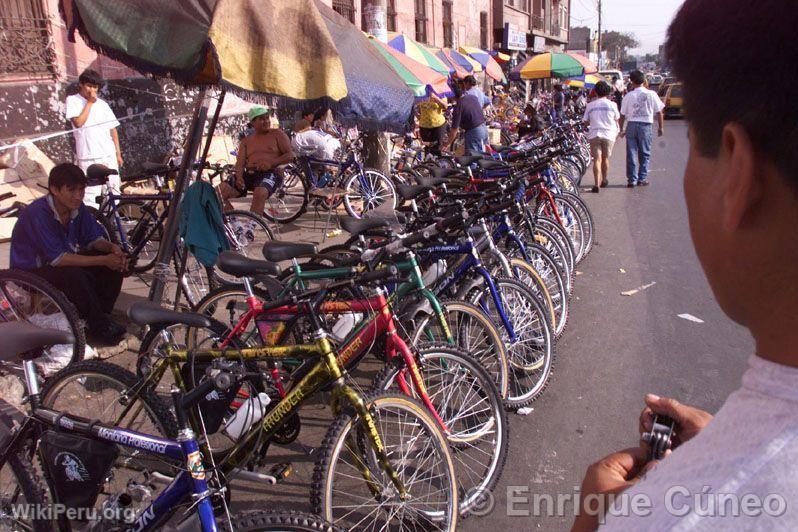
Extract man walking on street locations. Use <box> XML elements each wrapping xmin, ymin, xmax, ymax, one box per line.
<box><xmin>620</xmin><ymin>70</ymin><xmax>665</xmax><ymax>187</ymax></box>
<box><xmin>65</xmin><ymin>69</ymin><xmax>123</xmax><ymax>208</ymax></box>
<box><xmin>552</xmin><ymin>84</ymin><xmax>565</xmax><ymax>121</ymax></box>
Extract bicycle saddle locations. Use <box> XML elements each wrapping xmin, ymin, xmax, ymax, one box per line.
<box><xmin>427</xmin><ymin>167</ymin><xmax>464</xmax><ymax>179</ymax></box>
<box><xmin>415</xmin><ymin>176</ymin><xmax>448</xmax><ymax>188</ymax></box>
<box><xmin>86</xmin><ymin>164</ymin><xmax>118</xmax><ymax>186</ymax></box>
<box><xmin>454</xmin><ymin>155</ymin><xmax>483</xmax><ymax>166</ymax></box>
<box><xmin>477</xmin><ymin>159</ymin><xmax>509</xmax><ymax>170</ymax></box>
<box><xmin>339</xmin><ymin>217</ymin><xmax>390</xmax><ymax>237</ymax></box>
<box><xmin>216</xmin><ymin>251</ymin><xmax>280</xmax><ymax>277</ymax></box>
<box><xmin>127</xmin><ymin>302</ymin><xmax>213</xmax><ymax>328</ymax></box>
<box><xmin>395</xmin><ymin>184</ymin><xmax>433</xmax><ymax>202</ymax></box>
<box><xmin>1</xmin><ymin>322</ymin><xmax>74</xmax><ymax>362</ymax></box>
<box><xmin>261</xmin><ymin>242</ymin><xmax>318</xmax><ymax>262</ymax></box>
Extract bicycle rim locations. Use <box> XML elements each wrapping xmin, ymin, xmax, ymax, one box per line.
<box><xmin>343</xmin><ymin>170</ymin><xmax>396</xmax><ymax>218</ymax></box>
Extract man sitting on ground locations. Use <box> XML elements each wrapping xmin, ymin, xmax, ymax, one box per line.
<box><xmin>218</xmin><ymin>106</ymin><xmax>294</xmax><ymax>214</ymax></box>
<box><xmin>10</xmin><ymin>163</ymin><xmax>127</xmax><ymax>343</ymax></box>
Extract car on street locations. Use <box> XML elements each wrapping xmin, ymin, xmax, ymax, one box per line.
<box><xmin>661</xmin><ymin>82</ymin><xmax>684</xmax><ymax>118</ymax></box>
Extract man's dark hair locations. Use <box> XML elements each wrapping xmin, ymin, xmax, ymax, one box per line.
<box><xmin>595</xmin><ymin>81</ymin><xmax>612</xmax><ymax>97</ymax></box>
<box><xmin>78</xmin><ymin>68</ymin><xmax>103</xmax><ymax>86</ymax></box>
<box><xmin>463</xmin><ymin>75</ymin><xmax>477</xmax><ymax>87</ymax></box>
<box><xmin>48</xmin><ymin>163</ymin><xmax>87</xmax><ymax>190</ymax></box>
<box><xmin>629</xmin><ymin>70</ymin><xmax>645</xmax><ymax>85</ymax></box>
<box><xmin>667</xmin><ymin>0</ymin><xmax>798</xmax><ymax>186</ymax></box>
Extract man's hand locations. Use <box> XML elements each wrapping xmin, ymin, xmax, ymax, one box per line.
<box><xmin>619</xmin><ymin>130</ymin><xmax>626</xmax><ymax>138</ymax></box>
<box><xmin>657</xmin><ymin>126</ymin><xmax>664</xmax><ymax>137</ymax></box>
<box><xmin>116</xmin><ymin>153</ymin><xmax>124</xmax><ymax>167</ymax></box>
<box><xmin>108</xmin><ymin>243</ymin><xmax>125</xmax><ymax>257</ymax></box>
<box><xmin>103</xmin><ymin>252</ymin><xmax>128</xmax><ymax>272</ymax></box>
<box><xmin>572</xmin><ymin>447</ymin><xmax>651</xmax><ymax>532</ymax></box>
<box><xmin>639</xmin><ymin>394</ymin><xmax>713</xmax><ymax>449</ymax></box>
<box><xmin>86</xmin><ymin>88</ymin><xmax>98</xmax><ymax>103</ymax></box>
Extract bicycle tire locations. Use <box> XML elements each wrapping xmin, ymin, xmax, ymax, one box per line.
<box><xmin>533</xmin><ymin>216</ymin><xmax>577</xmax><ymax>279</ymax></box>
<box><xmin>217</xmin><ymin>210</ymin><xmax>275</xmax><ymax>285</ymax></box>
<box><xmin>261</xmin><ymin>165</ymin><xmax>309</xmax><ymax>224</ymax></box>
<box><xmin>535</xmin><ymin>195</ymin><xmax>586</xmax><ymax>264</ymax></box>
<box><xmin>311</xmin><ymin>392</ymin><xmax>458</xmax><ymax>531</ymax></box>
<box><xmin>371</xmin><ymin>345</ymin><xmax>509</xmax><ymax>518</ymax></box>
<box><xmin>342</xmin><ymin>168</ymin><xmax>397</xmax><ymax>219</ymax></box>
<box><xmin>0</xmin><ymin>448</ymin><xmax>49</xmax><ymax>532</ymax></box>
<box><xmin>560</xmin><ymin>191</ymin><xmax>596</xmax><ymax>261</ymax></box>
<box><xmin>507</xmin><ymin>257</ymin><xmax>558</xmax><ymax>334</ymax></box>
<box><xmin>225</xmin><ymin>510</ymin><xmax>344</xmax><ymax>532</ymax></box>
<box><xmin>515</xmin><ymin>247</ymin><xmax>570</xmax><ymax>338</ymax></box>
<box><xmin>409</xmin><ymin>299</ymin><xmax>509</xmax><ymax>399</ymax></box>
<box><xmin>0</xmin><ymin>269</ymin><xmax>86</xmax><ymax>366</ymax></box>
<box><xmin>88</xmin><ymin>205</ymin><xmax>119</xmax><ymax>244</ymax></box>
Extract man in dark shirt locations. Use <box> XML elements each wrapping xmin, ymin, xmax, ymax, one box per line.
<box><xmin>446</xmin><ymin>85</ymin><xmax>488</xmax><ymax>154</ymax></box>
<box><xmin>552</xmin><ymin>83</ymin><xmax>565</xmax><ymax>121</ymax></box>
<box><xmin>10</xmin><ymin>163</ymin><xmax>127</xmax><ymax>343</ymax></box>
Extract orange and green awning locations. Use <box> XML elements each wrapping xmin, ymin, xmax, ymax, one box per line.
<box><xmin>511</xmin><ymin>52</ymin><xmax>586</xmax><ymax>80</ymax></box>
<box><xmin>388</xmin><ymin>33</ymin><xmax>452</xmax><ymax>77</ymax></box>
<box><xmin>370</xmin><ymin>37</ymin><xmax>452</xmax><ymax>99</ymax></box>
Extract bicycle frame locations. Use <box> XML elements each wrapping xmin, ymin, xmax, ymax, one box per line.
<box><xmin>1</xmin><ymin>400</ymin><xmax>217</xmax><ymax>532</ymax></box>
<box><xmin>100</xmin><ymin>190</ymin><xmax>172</xmax><ymax>258</ymax></box>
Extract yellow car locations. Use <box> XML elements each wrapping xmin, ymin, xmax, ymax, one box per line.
<box><xmin>662</xmin><ymin>83</ymin><xmax>684</xmax><ymax>118</ymax></box>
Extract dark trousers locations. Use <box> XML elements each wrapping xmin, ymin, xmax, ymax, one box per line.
<box><xmin>28</xmin><ymin>265</ymin><xmax>123</xmax><ymax>330</ymax></box>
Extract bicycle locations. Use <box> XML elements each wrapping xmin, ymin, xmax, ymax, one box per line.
<box><xmin>0</xmin><ymin>321</ymin><xmax>344</xmax><ymax>531</ymax></box>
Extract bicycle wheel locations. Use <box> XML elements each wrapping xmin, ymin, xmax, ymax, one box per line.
<box><xmin>343</xmin><ymin>169</ymin><xmax>397</xmax><ymax>219</ymax></box>
<box><xmin>170</xmin><ymin>242</ymin><xmax>217</xmax><ymax>309</ymax></box>
<box><xmin>218</xmin><ymin>210</ymin><xmax>274</xmax><ymax>284</ymax></box>
<box><xmin>88</xmin><ymin>205</ymin><xmax>118</xmax><ymax>244</ymax></box>
<box><xmin>533</xmin><ymin>216</ymin><xmax>576</xmax><ymax>280</ymax></box>
<box><xmin>372</xmin><ymin>346</ymin><xmax>509</xmax><ymax>517</ymax></box>
<box><xmin>471</xmin><ymin>277</ymin><xmax>554</xmax><ymax>408</ymax></box>
<box><xmin>536</xmin><ymin>195</ymin><xmax>586</xmax><ymax>264</ymax></box>
<box><xmin>507</xmin><ymin>258</ymin><xmax>558</xmax><ymax>335</ymax></box>
<box><xmin>0</xmin><ymin>269</ymin><xmax>85</xmax><ymax>369</ymax></box>
<box><xmin>312</xmin><ymin>393</ymin><xmax>458</xmax><ymax>531</ymax></box>
<box><xmin>518</xmin><ymin>246</ymin><xmax>570</xmax><ymax>338</ymax></box>
<box><xmin>560</xmin><ymin>191</ymin><xmax>596</xmax><ymax>261</ymax></box>
<box><xmin>226</xmin><ymin>510</ymin><xmax>344</xmax><ymax>531</ymax></box>
<box><xmin>0</xmin><ymin>448</ymin><xmax>49</xmax><ymax>532</ymax></box>
<box><xmin>409</xmin><ymin>299</ymin><xmax>509</xmax><ymax>399</ymax></box>
<box><xmin>117</xmin><ymin>200</ymin><xmax>162</xmax><ymax>273</ymax></box>
<box><xmin>262</xmin><ymin>165</ymin><xmax>309</xmax><ymax>224</ymax></box>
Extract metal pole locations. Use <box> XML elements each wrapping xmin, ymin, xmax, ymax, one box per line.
<box><xmin>597</xmin><ymin>0</ymin><xmax>603</xmax><ymax>70</ymax></box>
<box><xmin>148</xmin><ymin>88</ymin><xmax>210</xmax><ymax>305</ymax></box>
<box><xmin>199</xmin><ymin>88</ymin><xmax>227</xmax><ymax>172</ymax></box>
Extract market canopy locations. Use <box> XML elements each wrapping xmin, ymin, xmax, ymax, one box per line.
<box><xmin>566</xmin><ymin>73</ymin><xmax>606</xmax><ymax>89</ymax></box>
<box><xmin>443</xmin><ymin>48</ymin><xmax>482</xmax><ymax>73</ymax></box>
<box><xmin>61</xmin><ymin>0</ymin><xmax>348</xmax><ymax>108</ymax></box>
<box><xmin>430</xmin><ymin>47</ymin><xmax>469</xmax><ymax>79</ymax></box>
<box><xmin>316</xmin><ymin>2</ymin><xmax>415</xmax><ymax>132</ymax></box>
<box><xmin>566</xmin><ymin>52</ymin><xmax>598</xmax><ymax>75</ymax></box>
<box><xmin>369</xmin><ymin>38</ymin><xmax>453</xmax><ymax>99</ymax></box>
<box><xmin>387</xmin><ymin>33</ymin><xmax>452</xmax><ymax>77</ymax></box>
<box><xmin>458</xmin><ymin>46</ymin><xmax>504</xmax><ymax>81</ymax></box>
<box><xmin>511</xmin><ymin>52</ymin><xmax>586</xmax><ymax>80</ymax></box>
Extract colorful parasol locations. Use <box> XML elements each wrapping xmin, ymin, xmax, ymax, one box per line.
<box><xmin>388</xmin><ymin>33</ymin><xmax>452</xmax><ymax>77</ymax></box>
<box><xmin>369</xmin><ymin>38</ymin><xmax>453</xmax><ymax>98</ymax></box>
<box><xmin>443</xmin><ymin>48</ymin><xmax>482</xmax><ymax>73</ymax></box>
<box><xmin>565</xmin><ymin>74</ymin><xmax>606</xmax><ymax>89</ymax></box>
<box><xmin>316</xmin><ymin>2</ymin><xmax>415</xmax><ymax>132</ymax></box>
<box><xmin>430</xmin><ymin>47</ymin><xmax>470</xmax><ymax>78</ymax></box>
<box><xmin>490</xmin><ymin>50</ymin><xmax>512</xmax><ymax>64</ymax></box>
<box><xmin>565</xmin><ymin>52</ymin><xmax>598</xmax><ymax>75</ymax></box>
<box><xmin>458</xmin><ymin>46</ymin><xmax>504</xmax><ymax>81</ymax></box>
<box><xmin>511</xmin><ymin>52</ymin><xmax>586</xmax><ymax>80</ymax></box>
<box><xmin>61</xmin><ymin>0</ymin><xmax>348</xmax><ymax>108</ymax></box>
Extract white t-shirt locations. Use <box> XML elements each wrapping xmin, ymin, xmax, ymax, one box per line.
<box><xmin>620</xmin><ymin>87</ymin><xmax>665</xmax><ymax>124</ymax></box>
<box><xmin>582</xmin><ymin>98</ymin><xmax>620</xmax><ymax>141</ymax></box>
<box><xmin>601</xmin><ymin>355</ymin><xmax>798</xmax><ymax>531</ymax></box>
<box><xmin>65</xmin><ymin>94</ymin><xmax>120</xmax><ymax>161</ymax></box>
<box><xmin>614</xmin><ymin>79</ymin><xmax>625</xmax><ymax>93</ymax></box>
<box><xmin>292</xmin><ymin>128</ymin><xmax>341</xmax><ymax>161</ymax></box>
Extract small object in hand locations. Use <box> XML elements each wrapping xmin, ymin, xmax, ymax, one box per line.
<box><xmin>642</xmin><ymin>414</ymin><xmax>675</xmax><ymax>461</ymax></box>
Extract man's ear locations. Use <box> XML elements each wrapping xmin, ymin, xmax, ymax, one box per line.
<box><xmin>721</xmin><ymin>123</ymin><xmax>762</xmax><ymax>231</ymax></box>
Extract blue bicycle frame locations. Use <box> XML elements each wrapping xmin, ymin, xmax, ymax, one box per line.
<box><xmin>101</xmin><ymin>190</ymin><xmax>171</xmax><ymax>256</ymax></box>
<box><xmin>22</xmin><ymin>406</ymin><xmax>219</xmax><ymax>531</ymax></box>
<box><xmin>417</xmin><ymin>237</ymin><xmax>519</xmax><ymax>342</ymax></box>
<box><xmin>299</xmin><ymin>152</ymin><xmax>375</xmax><ymax>198</ymax></box>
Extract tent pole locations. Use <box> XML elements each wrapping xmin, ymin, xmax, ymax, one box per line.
<box><xmin>148</xmin><ymin>88</ymin><xmax>210</xmax><ymax>305</ymax></box>
<box><xmin>199</xmin><ymin>88</ymin><xmax>227</xmax><ymax>173</ymax></box>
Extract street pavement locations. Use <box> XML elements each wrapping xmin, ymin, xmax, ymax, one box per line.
<box><xmin>0</xmin><ymin>120</ymin><xmax>754</xmax><ymax>528</ymax></box>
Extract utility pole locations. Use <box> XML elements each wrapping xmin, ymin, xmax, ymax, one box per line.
<box><xmin>361</xmin><ymin>0</ymin><xmax>390</xmax><ymax>175</ymax></box>
<box><xmin>597</xmin><ymin>0</ymin><xmax>603</xmax><ymax>69</ymax></box>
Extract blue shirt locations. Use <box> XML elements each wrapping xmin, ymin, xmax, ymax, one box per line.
<box><xmin>466</xmin><ymin>87</ymin><xmax>492</xmax><ymax>108</ymax></box>
<box><xmin>10</xmin><ymin>195</ymin><xmax>106</xmax><ymax>269</ymax></box>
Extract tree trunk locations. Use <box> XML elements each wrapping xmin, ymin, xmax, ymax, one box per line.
<box><xmin>361</xmin><ymin>0</ymin><xmax>390</xmax><ymax>174</ymax></box>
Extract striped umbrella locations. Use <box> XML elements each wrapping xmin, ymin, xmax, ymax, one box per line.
<box><xmin>565</xmin><ymin>52</ymin><xmax>598</xmax><ymax>74</ymax></box>
<box><xmin>388</xmin><ymin>34</ymin><xmax>452</xmax><ymax>77</ymax></box>
<box><xmin>565</xmin><ymin>74</ymin><xmax>606</xmax><ymax>89</ymax></box>
<box><xmin>511</xmin><ymin>52</ymin><xmax>585</xmax><ymax>80</ymax></box>
<box><xmin>369</xmin><ymin>37</ymin><xmax>453</xmax><ymax>98</ymax></box>
<box><xmin>444</xmin><ymin>48</ymin><xmax>482</xmax><ymax>73</ymax></box>
<box><xmin>458</xmin><ymin>46</ymin><xmax>504</xmax><ymax>81</ymax></box>
<box><xmin>490</xmin><ymin>50</ymin><xmax>512</xmax><ymax>64</ymax></box>
<box><xmin>431</xmin><ymin>47</ymin><xmax>470</xmax><ymax>78</ymax></box>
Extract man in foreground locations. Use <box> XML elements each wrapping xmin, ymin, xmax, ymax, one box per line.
<box><xmin>619</xmin><ymin>70</ymin><xmax>664</xmax><ymax>188</ymax></box>
<box><xmin>573</xmin><ymin>0</ymin><xmax>798</xmax><ymax>529</ymax></box>
<box><xmin>10</xmin><ymin>164</ymin><xmax>127</xmax><ymax>343</ymax></box>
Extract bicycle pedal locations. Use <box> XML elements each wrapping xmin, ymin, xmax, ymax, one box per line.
<box><xmin>270</xmin><ymin>462</ymin><xmax>293</xmax><ymax>482</ymax></box>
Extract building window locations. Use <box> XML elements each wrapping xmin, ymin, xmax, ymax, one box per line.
<box><xmin>332</xmin><ymin>0</ymin><xmax>355</xmax><ymax>24</ymax></box>
<box><xmin>387</xmin><ymin>0</ymin><xmax>397</xmax><ymax>32</ymax></box>
<box><xmin>415</xmin><ymin>0</ymin><xmax>427</xmax><ymax>44</ymax></box>
<box><xmin>442</xmin><ymin>1</ymin><xmax>453</xmax><ymax>48</ymax></box>
<box><xmin>0</xmin><ymin>0</ymin><xmax>56</xmax><ymax>79</ymax></box>
<box><xmin>505</xmin><ymin>0</ymin><xmax>528</xmax><ymax>11</ymax></box>
<box><xmin>480</xmin><ymin>11</ymin><xmax>489</xmax><ymax>49</ymax></box>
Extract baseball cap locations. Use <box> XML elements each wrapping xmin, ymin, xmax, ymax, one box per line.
<box><xmin>248</xmin><ymin>106</ymin><xmax>271</xmax><ymax>123</ymax></box>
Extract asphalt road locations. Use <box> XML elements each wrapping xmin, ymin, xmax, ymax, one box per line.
<box><xmin>459</xmin><ymin>119</ymin><xmax>754</xmax><ymax>530</ymax></box>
